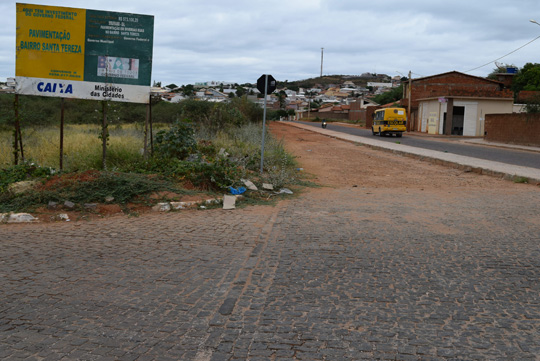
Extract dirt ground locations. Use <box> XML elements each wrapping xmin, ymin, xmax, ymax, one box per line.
<box><xmin>268</xmin><ymin>121</ymin><xmax>538</xmax><ymax>193</ymax></box>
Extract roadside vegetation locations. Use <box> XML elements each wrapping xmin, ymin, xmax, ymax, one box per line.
<box><xmin>487</xmin><ymin>63</ymin><xmax>540</xmax><ymax>113</ymax></box>
<box><xmin>0</xmin><ymin>96</ymin><xmax>301</xmax><ymax>214</ymax></box>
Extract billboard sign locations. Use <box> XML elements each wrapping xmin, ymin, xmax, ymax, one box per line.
<box><xmin>16</xmin><ymin>3</ymin><xmax>154</xmax><ymax>103</ymax></box>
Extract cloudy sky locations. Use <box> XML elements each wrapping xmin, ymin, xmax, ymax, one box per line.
<box><xmin>3</xmin><ymin>0</ymin><xmax>540</xmax><ymax>86</ymax></box>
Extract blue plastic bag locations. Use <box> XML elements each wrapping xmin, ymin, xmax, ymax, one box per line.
<box><xmin>229</xmin><ymin>186</ymin><xmax>246</xmax><ymax>195</ymax></box>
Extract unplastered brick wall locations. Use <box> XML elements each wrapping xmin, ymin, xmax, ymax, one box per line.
<box><xmin>517</xmin><ymin>91</ymin><xmax>540</xmax><ymax>103</ymax></box>
<box><xmin>364</xmin><ymin>106</ymin><xmax>379</xmax><ymax>128</ymax></box>
<box><xmin>406</xmin><ymin>72</ymin><xmax>513</xmax><ymax>108</ymax></box>
<box><xmin>348</xmin><ymin>108</ymin><xmax>365</xmax><ymax>123</ymax></box>
<box><xmin>485</xmin><ymin>113</ymin><xmax>540</xmax><ymax>146</ymax></box>
<box><xmin>318</xmin><ymin>112</ymin><xmax>349</xmax><ymax>121</ymax></box>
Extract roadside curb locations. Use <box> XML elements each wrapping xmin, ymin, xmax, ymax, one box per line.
<box><xmin>456</xmin><ymin>138</ymin><xmax>540</xmax><ymax>154</ymax></box>
<box><xmin>279</xmin><ymin>121</ymin><xmax>540</xmax><ymax>185</ymax></box>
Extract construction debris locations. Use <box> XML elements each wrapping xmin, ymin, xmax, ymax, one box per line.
<box><xmin>242</xmin><ymin>179</ymin><xmax>258</xmax><ymax>191</ymax></box>
<box><xmin>152</xmin><ymin>203</ymin><xmax>172</xmax><ymax>212</ymax></box>
<box><xmin>1</xmin><ymin>213</ymin><xmax>39</xmax><ymax>223</ymax></box>
<box><xmin>223</xmin><ymin>195</ymin><xmax>236</xmax><ymax>210</ymax></box>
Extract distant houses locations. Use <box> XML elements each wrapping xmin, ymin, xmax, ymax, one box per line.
<box><xmin>152</xmin><ymin>78</ymin><xmax>383</xmax><ymax>121</ymax></box>
<box><xmin>3</xmin><ymin>67</ymin><xmax>534</xmax><ymax>141</ymax></box>
<box><xmin>148</xmin><ymin>70</ymin><xmax>529</xmax><ymax>137</ymax></box>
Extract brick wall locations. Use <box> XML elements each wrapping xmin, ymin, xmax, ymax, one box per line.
<box><xmin>348</xmin><ymin>101</ymin><xmax>364</xmax><ymax>122</ymax></box>
<box><xmin>517</xmin><ymin>91</ymin><xmax>540</xmax><ymax>103</ymax></box>
<box><xmin>403</xmin><ymin>72</ymin><xmax>513</xmax><ymax>109</ymax></box>
<box><xmin>347</xmin><ymin>103</ymin><xmax>380</xmax><ymax>127</ymax></box>
<box><xmin>364</xmin><ymin>106</ymin><xmax>379</xmax><ymax>128</ymax></box>
<box><xmin>348</xmin><ymin>108</ymin><xmax>365</xmax><ymax>122</ymax></box>
<box><xmin>485</xmin><ymin>113</ymin><xmax>540</xmax><ymax>146</ymax></box>
<box><xmin>317</xmin><ymin>112</ymin><xmax>349</xmax><ymax>121</ymax></box>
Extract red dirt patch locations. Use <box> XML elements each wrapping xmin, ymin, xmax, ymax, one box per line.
<box><xmin>38</xmin><ymin>170</ymin><xmax>101</xmax><ymax>191</ymax></box>
<box><xmin>97</xmin><ymin>204</ymin><xmax>123</xmax><ymax>215</ymax></box>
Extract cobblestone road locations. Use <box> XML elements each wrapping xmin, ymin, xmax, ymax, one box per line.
<box><xmin>2</xmin><ymin>185</ymin><xmax>540</xmax><ymax>360</ymax></box>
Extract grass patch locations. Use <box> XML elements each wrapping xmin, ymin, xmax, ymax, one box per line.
<box><xmin>0</xmin><ymin>121</ymin><xmax>306</xmax><ymax>214</ymax></box>
<box><xmin>513</xmin><ymin>176</ymin><xmax>529</xmax><ymax>184</ymax></box>
<box><xmin>0</xmin><ymin>124</ymin><xmax>145</xmax><ymax>171</ymax></box>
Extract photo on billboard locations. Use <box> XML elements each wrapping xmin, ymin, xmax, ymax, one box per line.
<box><xmin>97</xmin><ymin>56</ymin><xmax>140</xmax><ymax>80</ymax></box>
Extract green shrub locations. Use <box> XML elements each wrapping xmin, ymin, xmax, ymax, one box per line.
<box><xmin>154</xmin><ymin>120</ymin><xmax>197</xmax><ymax>160</ymax></box>
<box><xmin>0</xmin><ymin>171</ymin><xmax>180</xmax><ymax>213</ymax></box>
<box><xmin>0</xmin><ymin>162</ymin><xmax>55</xmax><ymax>193</ymax></box>
<box><xmin>178</xmin><ymin>158</ymin><xmax>241</xmax><ymax>190</ymax></box>
<box><xmin>58</xmin><ymin>172</ymin><xmax>176</xmax><ymax>204</ymax></box>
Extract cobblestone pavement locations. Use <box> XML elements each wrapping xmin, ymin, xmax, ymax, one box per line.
<box><xmin>1</xmin><ymin>185</ymin><xmax>540</xmax><ymax>360</ymax></box>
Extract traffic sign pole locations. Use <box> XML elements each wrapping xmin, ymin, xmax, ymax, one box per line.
<box><xmin>260</xmin><ymin>74</ymin><xmax>268</xmax><ymax>174</ymax></box>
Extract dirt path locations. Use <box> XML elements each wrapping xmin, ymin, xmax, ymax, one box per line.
<box><xmin>269</xmin><ymin>121</ymin><xmax>536</xmax><ymax>193</ymax></box>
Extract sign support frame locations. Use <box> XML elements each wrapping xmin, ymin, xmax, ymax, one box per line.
<box><xmin>13</xmin><ymin>94</ymin><xmax>25</xmax><ymax>165</ymax></box>
<box><xmin>59</xmin><ymin>98</ymin><xmax>65</xmax><ymax>170</ymax></box>
<box><xmin>260</xmin><ymin>74</ymin><xmax>269</xmax><ymax>174</ymax></box>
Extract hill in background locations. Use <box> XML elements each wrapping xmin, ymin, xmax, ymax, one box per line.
<box><xmin>279</xmin><ymin>74</ymin><xmax>393</xmax><ymax>90</ymax></box>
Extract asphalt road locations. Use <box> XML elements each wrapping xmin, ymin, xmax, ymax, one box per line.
<box><xmin>297</xmin><ymin>121</ymin><xmax>540</xmax><ymax>170</ymax></box>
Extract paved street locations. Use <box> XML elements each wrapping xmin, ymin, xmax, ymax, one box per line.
<box><xmin>1</xmin><ymin>184</ymin><xmax>540</xmax><ymax>360</ymax></box>
<box><xmin>2</xmin><ymin>122</ymin><xmax>540</xmax><ymax>361</ymax></box>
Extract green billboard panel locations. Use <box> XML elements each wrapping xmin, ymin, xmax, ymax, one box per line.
<box><xmin>84</xmin><ymin>9</ymin><xmax>154</xmax><ymax>86</ymax></box>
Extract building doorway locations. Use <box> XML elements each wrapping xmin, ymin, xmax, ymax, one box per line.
<box><xmin>443</xmin><ymin>106</ymin><xmax>465</xmax><ymax>135</ymax></box>
<box><xmin>452</xmin><ymin>106</ymin><xmax>465</xmax><ymax>135</ymax></box>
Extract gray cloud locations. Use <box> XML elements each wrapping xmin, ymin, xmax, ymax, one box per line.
<box><xmin>3</xmin><ymin>0</ymin><xmax>540</xmax><ymax>85</ymax></box>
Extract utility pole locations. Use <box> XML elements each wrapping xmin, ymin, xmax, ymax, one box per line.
<box><xmin>320</xmin><ymin>48</ymin><xmax>324</xmax><ymax>78</ymax></box>
<box><xmin>307</xmin><ymin>92</ymin><xmax>311</xmax><ymax>121</ymax></box>
<box><xmin>408</xmin><ymin>70</ymin><xmax>412</xmax><ymax>132</ymax></box>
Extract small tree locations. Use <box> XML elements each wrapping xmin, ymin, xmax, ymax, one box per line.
<box><xmin>154</xmin><ymin>120</ymin><xmax>197</xmax><ymax>160</ymax></box>
<box><xmin>512</xmin><ymin>63</ymin><xmax>540</xmax><ymax>93</ymax></box>
<box><xmin>277</xmin><ymin>90</ymin><xmax>287</xmax><ymax>109</ymax></box>
<box><xmin>373</xmin><ymin>84</ymin><xmax>403</xmax><ymax>105</ymax></box>
<box><xmin>524</xmin><ymin>94</ymin><xmax>540</xmax><ymax>114</ymax></box>
<box><xmin>236</xmin><ymin>86</ymin><xmax>246</xmax><ymax>97</ymax></box>
<box><xmin>181</xmin><ymin>84</ymin><xmax>195</xmax><ymax>97</ymax></box>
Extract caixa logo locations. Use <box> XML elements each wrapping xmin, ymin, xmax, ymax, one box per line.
<box><xmin>37</xmin><ymin>82</ymin><xmax>73</xmax><ymax>94</ymax></box>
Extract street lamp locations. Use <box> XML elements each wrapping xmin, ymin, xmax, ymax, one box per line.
<box><xmin>530</xmin><ymin>19</ymin><xmax>540</xmax><ymax>26</ymax></box>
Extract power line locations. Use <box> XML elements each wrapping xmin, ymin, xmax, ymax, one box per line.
<box><xmin>464</xmin><ymin>34</ymin><xmax>540</xmax><ymax>73</ymax></box>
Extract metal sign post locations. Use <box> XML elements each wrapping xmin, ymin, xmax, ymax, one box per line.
<box><xmin>257</xmin><ymin>74</ymin><xmax>276</xmax><ymax>173</ymax></box>
<box><xmin>260</xmin><ymin>75</ymin><xmax>268</xmax><ymax>173</ymax></box>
